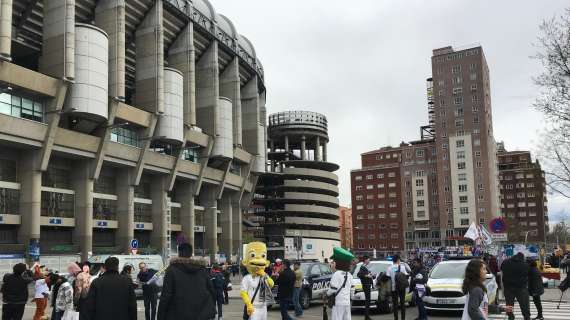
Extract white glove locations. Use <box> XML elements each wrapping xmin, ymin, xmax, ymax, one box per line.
<box><xmin>415</xmin><ymin>274</ymin><xmax>423</xmax><ymax>280</ymax></box>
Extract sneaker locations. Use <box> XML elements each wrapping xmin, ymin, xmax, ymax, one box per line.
<box><xmin>533</xmin><ymin>316</ymin><xmax>544</xmax><ymax>320</ymax></box>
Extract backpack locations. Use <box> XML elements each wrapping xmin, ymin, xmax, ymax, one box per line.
<box><xmin>395</xmin><ymin>265</ymin><xmax>409</xmax><ymax>291</ymax></box>
<box><xmin>212</xmin><ymin>272</ymin><xmax>226</xmax><ymax>290</ymax></box>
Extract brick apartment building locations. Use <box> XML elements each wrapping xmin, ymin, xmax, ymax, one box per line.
<box><xmin>497</xmin><ymin>143</ymin><xmax>549</xmax><ymax>243</ymax></box>
<box><xmin>351</xmin><ymin>147</ymin><xmax>404</xmax><ymax>255</ymax></box>
<box><xmin>339</xmin><ymin>206</ymin><xmax>353</xmax><ymax>250</ymax></box>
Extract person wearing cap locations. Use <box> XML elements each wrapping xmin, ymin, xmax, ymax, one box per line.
<box><xmin>357</xmin><ymin>256</ymin><xmax>373</xmax><ymax>320</ymax></box>
<box><xmin>326</xmin><ymin>247</ymin><xmax>354</xmax><ymax>320</ymax></box>
<box><xmin>211</xmin><ymin>263</ymin><xmax>226</xmax><ymax>320</ymax></box>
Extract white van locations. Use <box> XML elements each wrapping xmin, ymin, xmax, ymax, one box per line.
<box><xmin>88</xmin><ymin>255</ymin><xmax>165</xmax><ymax>297</ymax></box>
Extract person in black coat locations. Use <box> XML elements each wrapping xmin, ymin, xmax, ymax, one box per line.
<box><xmin>357</xmin><ymin>256</ymin><xmax>374</xmax><ymax>320</ymax></box>
<box><xmin>86</xmin><ymin>257</ymin><xmax>137</xmax><ymax>320</ymax></box>
<box><xmin>1</xmin><ymin>263</ymin><xmax>33</xmax><ymax>320</ymax></box>
<box><xmin>528</xmin><ymin>259</ymin><xmax>544</xmax><ymax>320</ymax></box>
<box><xmin>501</xmin><ymin>253</ymin><xmax>531</xmax><ymax>320</ymax></box>
<box><xmin>276</xmin><ymin>259</ymin><xmax>296</xmax><ymax>320</ymax></box>
<box><xmin>410</xmin><ymin>258</ymin><xmax>428</xmax><ymax>320</ymax></box>
<box><xmin>157</xmin><ymin>243</ymin><xmax>216</xmax><ymax>320</ymax></box>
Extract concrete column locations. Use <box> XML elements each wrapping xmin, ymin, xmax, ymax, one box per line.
<box><xmin>284</xmin><ymin>135</ymin><xmax>289</xmax><ymax>161</ymax></box>
<box><xmin>0</xmin><ymin>0</ymin><xmax>12</xmax><ymax>61</ymax></box>
<box><xmin>176</xmin><ymin>182</ymin><xmax>195</xmax><ymax>254</ymax></box>
<box><xmin>168</xmin><ymin>22</ymin><xmax>196</xmax><ymax>126</ymax></box>
<box><xmin>95</xmin><ymin>0</ymin><xmax>126</xmax><ymax>100</ymax></box>
<box><xmin>220</xmin><ymin>57</ymin><xmax>242</xmax><ymax>146</ymax></box>
<box><xmin>150</xmin><ymin>175</ymin><xmax>168</xmax><ymax>253</ymax></box>
<box><xmin>323</xmin><ymin>142</ymin><xmax>328</xmax><ymax>162</ymax></box>
<box><xmin>135</xmin><ymin>0</ymin><xmax>164</xmax><ymax>113</ymax></box>
<box><xmin>269</xmin><ymin>139</ymin><xmax>275</xmax><ymax>171</ymax></box>
<box><xmin>200</xmin><ymin>186</ymin><xmax>217</xmax><ymax>260</ymax></box>
<box><xmin>315</xmin><ymin>136</ymin><xmax>321</xmax><ymax>161</ymax></box>
<box><xmin>195</xmin><ymin>41</ymin><xmax>219</xmax><ymax>135</ymax></box>
<box><xmin>219</xmin><ymin>194</ymin><xmax>233</xmax><ymax>257</ymax></box>
<box><xmin>17</xmin><ymin>151</ymin><xmax>41</xmax><ymax>249</ymax></box>
<box><xmin>231</xmin><ymin>197</ymin><xmax>242</xmax><ymax>259</ymax></box>
<box><xmin>72</xmin><ymin>161</ymin><xmax>94</xmax><ymax>261</ymax></box>
<box><xmin>39</xmin><ymin>0</ymin><xmax>75</xmax><ymax>80</ymax></box>
<box><xmin>116</xmin><ymin>169</ymin><xmax>134</xmax><ymax>253</ymax></box>
<box><xmin>301</xmin><ymin>136</ymin><xmax>306</xmax><ymax>160</ymax></box>
<box><xmin>241</xmin><ymin>77</ymin><xmax>260</xmax><ymax>160</ymax></box>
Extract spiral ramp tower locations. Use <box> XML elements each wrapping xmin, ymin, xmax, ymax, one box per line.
<box><xmin>252</xmin><ymin>111</ymin><xmax>340</xmax><ymax>261</ymax></box>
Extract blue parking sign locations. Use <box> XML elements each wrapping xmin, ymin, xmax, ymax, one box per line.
<box><xmin>130</xmin><ymin>239</ymin><xmax>138</xmax><ymax>249</ymax></box>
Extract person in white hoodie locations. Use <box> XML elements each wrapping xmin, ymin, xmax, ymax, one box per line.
<box><xmin>326</xmin><ymin>247</ymin><xmax>355</xmax><ymax>320</ymax></box>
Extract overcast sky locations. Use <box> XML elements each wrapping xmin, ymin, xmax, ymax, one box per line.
<box><xmin>212</xmin><ymin>0</ymin><xmax>570</xmax><ymax>222</ymax></box>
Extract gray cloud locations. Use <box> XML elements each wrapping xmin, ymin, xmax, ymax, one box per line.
<box><xmin>212</xmin><ymin>0</ymin><xmax>569</xmax><ymax>213</ymax></box>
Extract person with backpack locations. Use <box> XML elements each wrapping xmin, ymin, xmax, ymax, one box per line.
<box><xmin>527</xmin><ymin>259</ymin><xmax>544</xmax><ymax>320</ymax></box>
<box><xmin>1</xmin><ymin>263</ymin><xmax>33</xmax><ymax>320</ymax></box>
<box><xmin>211</xmin><ymin>263</ymin><xmax>226</xmax><ymax>320</ymax></box>
<box><xmin>326</xmin><ymin>247</ymin><xmax>355</xmax><ymax>320</ymax></box>
<box><xmin>386</xmin><ymin>255</ymin><xmax>411</xmax><ymax>320</ymax></box>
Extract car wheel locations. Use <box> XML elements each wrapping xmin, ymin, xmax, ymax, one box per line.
<box><xmin>300</xmin><ymin>290</ymin><xmax>311</xmax><ymax>309</ymax></box>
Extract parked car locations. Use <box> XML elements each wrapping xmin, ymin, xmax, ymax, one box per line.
<box><xmin>271</xmin><ymin>261</ymin><xmax>333</xmax><ymax>309</ymax></box>
<box><xmin>423</xmin><ymin>258</ymin><xmax>498</xmax><ymax>313</ymax></box>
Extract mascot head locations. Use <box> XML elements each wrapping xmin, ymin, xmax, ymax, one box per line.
<box><xmin>242</xmin><ymin>241</ymin><xmax>269</xmax><ymax>274</ymax></box>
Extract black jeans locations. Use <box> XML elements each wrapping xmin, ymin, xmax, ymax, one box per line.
<box><xmin>1</xmin><ymin>304</ymin><xmax>25</xmax><ymax>320</ymax></box>
<box><xmin>363</xmin><ymin>284</ymin><xmax>372</xmax><ymax>318</ymax></box>
<box><xmin>223</xmin><ymin>287</ymin><xmax>229</xmax><ymax>304</ymax></box>
<box><xmin>143</xmin><ymin>292</ymin><xmax>158</xmax><ymax>320</ymax></box>
<box><xmin>279</xmin><ymin>298</ymin><xmax>292</xmax><ymax>320</ymax></box>
<box><xmin>392</xmin><ymin>290</ymin><xmax>406</xmax><ymax>320</ymax></box>
<box><xmin>215</xmin><ymin>292</ymin><xmax>224</xmax><ymax>318</ymax></box>
<box><xmin>504</xmin><ymin>287</ymin><xmax>531</xmax><ymax>320</ymax></box>
<box><xmin>532</xmin><ymin>295</ymin><xmax>543</xmax><ymax>317</ymax></box>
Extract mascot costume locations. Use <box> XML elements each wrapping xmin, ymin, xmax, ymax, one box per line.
<box><xmin>240</xmin><ymin>242</ymin><xmax>274</xmax><ymax>320</ymax></box>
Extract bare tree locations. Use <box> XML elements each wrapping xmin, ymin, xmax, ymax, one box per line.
<box><xmin>533</xmin><ymin>9</ymin><xmax>570</xmax><ymax>198</ymax></box>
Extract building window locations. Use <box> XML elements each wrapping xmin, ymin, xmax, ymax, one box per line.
<box><xmin>454</xmin><ymin>97</ymin><xmax>463</xmax><ymax>105</ymax></box>
<box><xmin>378</xmin><ymin>193</ymin><xmax>385</xmax><ymax>199</ymax></box>
<box><xmin>367</xmin><ymin>204</ymin><xmax>374</xmax><ymax>209</ymax></box>
<box><xmin>415</xmin><ymin>179</ymin><xmax>424</xmax><ymax>187</ymax></box>
<box><xmin>458</xmin><ymin>162</ymin><xmax>466</xmax><ymax>170</ymax></box>
<box><xmin>93</xmin><ymin>198</ymin><xmax>117</xmax><ymax>220</ymax></box>
<box><xmin>111</xmin><ymin>127</ymin><xmax>140</xmax><ymax>147</ymax></box>
<box><xmin>477</xmin><ymin>183</ymin><xmax>484</xmax><ymax>191</ymax></box>
<box><xmin>366</xmin><ymin>175</ymin><xmax>373</xmax><ymax>180</ymax></box>
<box><xmin>416</xmin><ymin>149</ymin><xmax>424</xmax><ymax>157</ymax></box>
<box><xmin>455</xmin><ymin>107</ymin><xmax>464</xmax><ymax>117</ymax></box>
<box><xmin>378</xmin><ymin>203</ymin><xmax>385</xmax><ymax>208</ymax></box>
<box><xmin>366</xmin><ymin>194</ymin><xmax>374</xmax><ymax>200</ymax></box>
<box><xmin>470</xmin><ymin>84</ymin><xmax>477</xmax><ymax>91</ymax></box>
<box><xmin>356</xmin><ymin>215</ymin><xmax>364</xmax><ymax>220</ymax></box>
<box><xmin>417</xmin><ymin>200</ymin><xmax>425</xmax><ymax>207</ymax></box>
<box><xmin>459</xmin><ymin>195</ymin><xmax>468</xmax><ymax>203</ymax></box>
<box><xmin>388</xmin><ymin>192</ymin><xmax>396</xmax><ymax>198</ymax></box>
<box><xmin>453</xmin><ymin>87</ymin><xmax>463</xmax><ymax>95</ymax></box>
<box><xmin>451</xmin><ymin>65</ymin><xmax>461</xmax><ymax>74</ymax></box>
<box><xmin>0</xmin><ymin>92</ymin><xmax>45</xmax><ymax>123</ymax></box>
<box><xmin>355</xmin><ymin>195</ymin><xmax>363</xmax><ymax>201</ymax></box>
<box><xmin>378</xmin><ymin>213</ymin><xmax>386</xmax><ymax>219</ymax></box>
<box><xmin>476</xmin><ymin>161</ymin><xmax>482</xmax><ymax>168</ymax></box>
<box><xmin>461</xmin><ymin>219</ymin><xmax>470</xmax><ymax>226</ymax></box>
<box><xmin>388</xmin><ymin>182</ymin><xmax>396</xmax><ymax>188</ymax></box>
<box><xmin>41</xmin><ymin>192</ymin><xmax>75</xmax><ymax>218</ymax></box>
<box><xmin>455</xmin><ymin>119</ymin><xmax>464</xmax><ymax>128</ymax></box>
<box><xmin>459</xmin><ymin>184</ymin><xmax>468</xmax><ymax>192</ymax></box>
<box><xmin>389</xmin><ymin>202</ymin><xmax>397</xmax><ymax>208</ymax></box>
<box><xmin>355</xmin><ymin>176</ymin><xmax>362</xmax><ymax>181</ymax></box>
<box><xmin>377</xmin><ymin>173</ymin><xmax>384</xmax><ymax>179</ymax></box>
<box><xmin>356</xmin><ymin>205</ymin><xmax>364</xmax><ymax>210</ymax></box>
<box><xmin>377</xmin><ymin>183</ymin><xmax>385</xmax><ymax>188</ymax></box>
<box><xmin>416</xmin><ymin>189</ymin><xmax>424</xmax><ymax>197</ymax></box>
<box><xmin>472</xmin><ymin>105</ymin><xmax>479</xmax><ymax>112</ymax></box>
<box><xmin>0</xmin><ymin>188</ymin><xmax>19</xmax><ymax>215</ymax></box>
<box><xmin>460</xmin><ymin>207</ymin><xmax>469</xmax><ymax>215</ymax></box>
<box><xmin>478</xmin><ymin>195</ymin><xmax>484</xmax><ymax>201</ymax></box>
<box><xmin>469</xmin><ymin>73</ymin><xmax>477</xmax><ymax>81</ymax></box>
<box><xmin>388</xmin><ymin>172</ymin><xmax>396</xmax><ymax>178</ymax></box>
<box><xmin>366</xmin><ymin>185</ymin><xmax>374</xmax><ymax>190</ymax></box>
<box><xmin>469</xmin><ymin>63</ymin><xmax>477</xmax><ymax>71</ymax></box>
<box><xmin>355</xmin><ymin>186</ymin><xmax>363</xmax><ymax>191</ymax></box>
<box><xmin>390</xmin><ymin>212</ymin><xmax>398</xmax><ymax>218</ymax></box>
<box><xmin>456</xmin><ymin>140</ymin><xmax>465</xmax><ymax>148</ymax></box>
<box><xmin>474</xmin><ymin>139</ymin><xmax>481</xmax><ymax>146</ymax></box>
<box><xmin>182</xmin><ymin>147</ymin><xmax>200</xmax><ymax>163</ymax></box>
<box><xmin>452</xmin><ymin>77</ymin><xmax>462</xmax><ymax>85</ymax></box>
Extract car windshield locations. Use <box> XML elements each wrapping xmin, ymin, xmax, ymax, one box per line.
<box><xmin>300</xmin><ymin>263</ymin><xmax>311</xmax><ymax>276</ymax></box>
<box><xmin>430</xmin><ymin>262</ymin><xmax>468</xmax><ymax>279</ymax></box>
<box><xmin>352</xmin><ymin>262</ymin><xmax>390</xmax><ymax>278</ymax></box>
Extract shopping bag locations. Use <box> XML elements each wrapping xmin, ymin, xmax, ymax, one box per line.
<box><xmin>62</xmin><ymin>309</ymin><xmax>80</xmax><ymax>320</ymax></box>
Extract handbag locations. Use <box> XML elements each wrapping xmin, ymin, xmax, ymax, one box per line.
<box><xmin>62</xmin><ymin>309</ymin><xmax>79</xmax><ymax>320</ymax></box>
<box><xmin>327</xmin><ymin>272</ymin><xmax>348</xmax><ymax>308</ymax></box>
<box><xmin>227</xmin><ymin>282</ymin><xmax>233</xmax><ymax>291</ymax></box>
<box><xmin>242</xmin><ymin>278</ymin><xmax>262</xmax><ymax>320</ymax></box>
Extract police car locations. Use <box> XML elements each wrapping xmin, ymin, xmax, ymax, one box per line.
<box><xmin>423</xmin><ymin>258</ymin><xmax>498</xmax><ymax>312</ymax></box>
<box><xmin>271</xmin><ymin>261</ymin><xmax>333</xmax><ymax>309</ymax></box>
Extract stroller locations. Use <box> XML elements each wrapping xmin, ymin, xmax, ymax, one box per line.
<box><xmin>557</xmin><ymin>276</ymin><xmax>570</xmax><ymax>309</ymax></box>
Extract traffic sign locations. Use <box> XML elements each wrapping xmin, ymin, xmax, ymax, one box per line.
<box><xmin>490</xmin><ymin>233</ymin><xmax>508</xmax><ymax>242</ymax></box>
<box><xmin>130</xmin><ymin>239</ymin><xmax>139</xmax><ymax>249</ymax></box>
<box><xmin>489</xmin><ymin>218</ymin><xmax>507</xmax><ymax>233</ymax></box>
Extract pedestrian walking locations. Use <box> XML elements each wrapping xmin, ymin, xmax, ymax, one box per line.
<box><xmin>33</xmin><ymin>271</ymin><xmax>50</xmax><ymax>320</ymax></box>
<box><xmin>527</xmin><ymin>259</ymin><xmax>544</xmax><ymax>320</ymax></box>
<box><xmin>386</xmin><ymin>255</ymin><xmax>410</xmax><ymax>320</ymax></box>
<box><xmin>357</xmin><ymin>256</ymin><xmax>373</xmax><ymax>320</ymax></box>
<box><xmin>1</xmin><ymin>263</ymin><xmax>33</xmax><ymax>320</ymax></box>
<box><xmin>138</xmin><ymin>262</ymin><xmax>159</xmax><ymax>320</ymax></box>
<box><xmin>276</xmin><ymin>259</ymin><xmax>296</xmax><ymax>320</ymax></box>
<box><xmin>85</xmin><ymin>257</ymin><xmax>137</xmax><ymax>320</ymax></box>
<box><xmin>292</xmin><ymin>262</ymin><xmax>304</xmax><ymax>317</ymax></box>
<box><xmin>211</xmin><ymin>263</ymin><xmax>226</xmax><ymax>320</ymax></box>
<box><xmin>52</xmin><ymin>273</ymin><xmax>74</xmax><ymax>320</ymax></box>
<box><xmin>326</xmin><ymin>247</ymin><xmax>354</xmax><ymax>320</ymax></box>
<box><xmin>74</xmin><ymin>263</ymin><xmax>91</xmax><ymax>320</ymax></box>
<box><xmin>461</xmin><ymin>259</ymin><xmax>509</xmax><ymax>319</ymax></box>
<box><xmin>222</xmin><ymin>263</ymin><xmax>231</xmax><ymax>304</ymax></box>
<box><xmin>410</xmin><ymin>258</ymin><xmax>428</xmax><ymax>320</ymax></box>
<box><xmin>157</xmin><ymin>243</ymin><xmax>216</xmax><ymax>320</ymax></box>
<box><xmin>501</xmin><ymin>252</ymin><xmax>531</xmax><ymax>320</ymax></box>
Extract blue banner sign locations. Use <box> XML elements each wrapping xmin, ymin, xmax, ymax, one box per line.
<box><xmin>49</xmin><ymin>218</ymin><xmax>62</xmax><ymax>225</ymax></box>
<box><xmin>135</xmin><ymin>223</ymin><xmax>145</xmax><ymax>229</ymax></box>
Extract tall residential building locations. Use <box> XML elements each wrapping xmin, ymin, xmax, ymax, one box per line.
<box><xmin>253</xmin><ymin>111</ymin><xmax>340</xmax><ymax>261</ymax></box>
<box><xmin>351</xmin><ymin>147</ymin><xmax>404</xmax><ymax>256</ymax></box>
<box><xmin>339</xmin><ymin>206</ymin><xmax>353</xmax><ymax>250</ymax></box>
<box><xmin>0</xmin><ymin>0</ymin><xmax>266</xmax><ymax>265</ymax></box>
<box><xmin>431</xmin><ymin>45</ymin><xmax>500</xmax><ymax>245</ymax></box>
<box><xmin>497</xmin><ymin>143</ymin><xmax>549</xmax><ymax>243</ymax></box>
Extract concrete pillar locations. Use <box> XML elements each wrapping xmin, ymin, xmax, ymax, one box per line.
<box><xmin>241</xmin><ymin>77</ymin><xmax>260</xmax><ymax>160</ymax></box>
<box><xmin>200</xmin><ymin>186</ymin><xmax>217</xmax><ymax>260</ymax></box>
<box><xmin>116</xmin><ymin>169</ymin><xmax>134</xmax><ymax>253</ymax></box>
<box><xmin>219</xmin><ymin>194</ymin><xmax>233</xmax><ymax>257</ymax></box>
<box><xmin>195</xmin><ymin>41</ymin><xmax>219</xmax><ymax>135</ymax></box>
<box><xmin>95</xmin><ymin>0</ymin><xmax>126</xmax><ymax>100</ymax></box>
<box><xmin>284</xmin><ymin>135</ymin><xmax>289</xmax><ymax>161</ymax></box>
<box><xmin>0</xmin><ymin>0</ymin><xmax>12</xmax><ymax>61</ymax></box>
<box><xmin>269</xmin><ymin>139</ymin><xmax>275</xmax><ymax>171</ymax></box>
<box><xmin>135</xmin><ymin>0</ymin><xmax>164</xmax><ymax>113</ymax></box>
<box><xmin>168</xmin><ymin>22</ymin><xmax>196</xmax><ymax>126</ymax></box>
<box><xmin>72</xmin><ymin>161</ymin><xmax>94</xmax><ymax>261</ymax></box>
<box><xmin>39</xmin><ymin>0</ymin><xmax>75</xmax><ymax>80</ymax></box>
<box><xmin>231</xmin><ymin>197</ymin><xmax>242</xmax><ymax>259</ymax></box>
<box><xmin>323</xmin><ymin>142</ymin><xmax>328</xmax><ymax>162</ymax></box>
<box><xmin>150</xmin><ymin>175</ymin><xmax>168</xmax><ymax>254</ymax></box>
<box><xmin>176</xmin><ymin>182</ymin><xmax>195</xmax><ymax>254</ymax></box>
<box><xmin>301</xmin><ymin>136</ymin><xmax>306</xmax><ymax>160</ymax></box>
<box><xmin>17</xmin><ymin>151</ymin><xmax>41</xmax><ymax>250</ymax></box>
<box><xmin>220</xmin><ymin>57</ymin><xmax>242</xmax><ymax>146</ymax></box>
<box><xmin>315</xmin><ymin>136</ymin><xmax>321</xmax><ymax>161</ymax></box>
